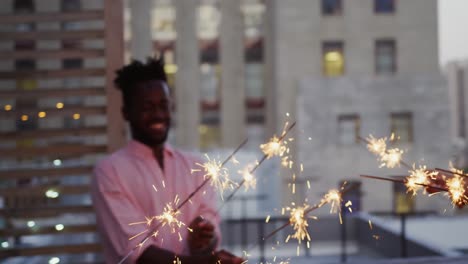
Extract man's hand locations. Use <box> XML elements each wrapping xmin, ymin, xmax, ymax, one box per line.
<box><xmin>188</xmin><ymin>216</ymin><xmax>217</xmax><ymax>254</ymax></box>
<box><xmin>215</xmin><ymin>250</ymin><xmax>245</xmax><ymax>264</ymax></box>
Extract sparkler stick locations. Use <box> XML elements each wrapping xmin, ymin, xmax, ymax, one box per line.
<box><xmin>360</xmin><ymin>174</ymin><xmax>448</xmax><ymax>192</ymax></box>
<box><xmin>118</xmin><ymin>139</ymin><xmax>248</xmax><ymax>264</ymax></box>
<box><xmin>217</xmin><ymin>121</ymin><xmax>296</xmax><ymax>213</ymax></box>
<box><xmin>435</xmin><ymin>167</ymin><xmax>468</xmax><ymax>178</ymax></box>
<box><xmin>246</xmin><ymin>185</ymin><xmax>354</xmax><ymax>254</ymax></box>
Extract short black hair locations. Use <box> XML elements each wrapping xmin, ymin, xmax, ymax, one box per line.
<box><xmin>114</xmin><ymin>57</ymin><xmax>168</xmax><ymax>107</ymax></box>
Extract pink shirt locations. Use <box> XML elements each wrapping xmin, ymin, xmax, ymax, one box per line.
<box><xmin>91</xmin><ymin>140</ymin><xmax>220</xmax><ymax>264</ymax></box>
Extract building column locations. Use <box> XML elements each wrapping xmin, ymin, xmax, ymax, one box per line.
<box><xmin>129</xmin><ymin>0</ymin><xmax>153</xmax><ymax>61</ymax></box>
<box><xmin>220</xmin><ymin>0</ymin><xmax>246</xmax><ymax>148</ymax></box>
<box><xmin>174</xmin><ymin>0</ymin><xmax>200</xmax><ymax>149</ymax></box>
<box><xmin>264</xmin><ymin>0</ymin><xmax>277</xmax><ymax>140</ymax></box>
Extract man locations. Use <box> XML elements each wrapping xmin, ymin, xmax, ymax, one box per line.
<box><xmin>91</xmin><ymin>58</ymin><xmax>243</xmax><ymax>264</ymax></box>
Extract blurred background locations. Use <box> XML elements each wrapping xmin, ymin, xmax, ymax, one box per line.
<box><xmin>1</xmin><ymin>0</ymin><xmax>468</xmax><ymax>263</ymax></box>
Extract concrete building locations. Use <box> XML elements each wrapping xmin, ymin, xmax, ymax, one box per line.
<box><xmin>290</xmin><ymin>0</ymin><xmax>452</xmax><ymax>213</ymax></box>
<box><xmin>446</xmin><ymin>60</ymin><xmax>468</xmax><ymax>169</ymax></box>
<box><xmin>127</xmin><ymin>0</ymin><xmax>453</xmax><ymax>213</ymax></box>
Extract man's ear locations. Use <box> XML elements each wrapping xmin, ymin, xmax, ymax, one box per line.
<box><xmin>122</xmin><ymin>106</ymin><xmax>129</xmax><ymax>121</ymax></box>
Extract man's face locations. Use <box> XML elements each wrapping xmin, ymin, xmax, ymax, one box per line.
<box><xmin>123</xmin><ymin>80</ymin><xmax>172</xmax><ymax>147</ymax></box>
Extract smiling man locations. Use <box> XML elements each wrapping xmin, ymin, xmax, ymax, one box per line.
<box><xmin>91</xmin><ymin>58</ymin><xmax>243</xmax><ymax>264</ymax></box>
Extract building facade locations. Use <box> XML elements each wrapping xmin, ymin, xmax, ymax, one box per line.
<box><xmin>446</xmin><ymin>60</ymin><xmax>468</xmax><ymax>169</ymax></box>
<box><xmin>126</xmin><ymin>0</ymin><xmax>452</xmax><ymax>213</ymax></box>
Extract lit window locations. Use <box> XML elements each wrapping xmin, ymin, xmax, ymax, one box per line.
<box><xmin>338</xmin><ymin>114</ymin><xmax>360</xmax><ymax>145</ymax></box>
<box><xmin>322</xmin><ymin>0</ymin><xmax>342</xmax><ymax>15</ymax></box>
<box><xmin>199</xmin><ymin>124</ymin><xmax>220</xmax><ymax>150</ymax></box>
<box><xmin>198</xmin><ymin>4</ymin><xmax>221</xmax><ymax>40</ymax></box>
<box><xmin>242</xmin><ymin>2</ymin><xmax>265</xmax><ymax>38</ymax></box>
<box><xmin>152</xmin><ymin>5</ymin><xmax>176</xmax><ymax>41</ymax></box>
<box><xmin>375</xmin><ymin>39</ymin><xmax>396</xmax><ymax>74</ymax></box>
<box><xmin>390</xmin><ymin>112</ymin><xmax>413</xmax><ymax>143</ymax></box>
<box><xmin>393</xmin><ymin>176</ymin><xmax>414</xmax><ymax>214</ymax></box>
<box><xmin>375</xmin><ymin>0</ymin><xmax>395</xmax><ymax>14</ymax></box>
<box><xmin>323</xmin><ymin>41</ymin><xmax>344</xmax><ymax>77</ymax></box>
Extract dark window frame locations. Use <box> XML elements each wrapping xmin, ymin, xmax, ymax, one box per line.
<box><xmin>322</xmin><ymin>0</ymin><xmax>343</xmax><ymax>16</ymax></box>
<box><xmin>390</xmin><ymin>112</ymin><xmax>413</xmax><ymax>143</ymax></box>
<box><xmin>375</xmin><ymin>38</ymin><xmax>397</xmax><ymax>74</ymax></box>
<box><xmin>374</xmin><ymin>0</ymin><xmax>396</xmax><ymax>14</ymax></box>
<box><xmin>337</xmin><ymin>113</ymin><xmax>360</xmax><ymax>145</ymax></box>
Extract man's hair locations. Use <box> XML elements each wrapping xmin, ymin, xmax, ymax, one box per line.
<box><xmin>114</xmin><ymin>57</ymin><xmax>168</xmax><ymax>106</ymax></box>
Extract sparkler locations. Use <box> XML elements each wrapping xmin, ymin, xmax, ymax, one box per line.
<box><xmin>246</xmin><ymin>186</ymin><xmax>349</xmax><ymax>258</ymax></box>
<box><xmin>406</xmin><ymin>165</ymin><xmax>435</xmax><ymax>196</ymax></box>
<box><xmin>359</xmin><ymin>135</ymin><xmax>411</xmax><ymax>169</ymax></box>
<box><xmin>238</xmin><ymin>163</ymin><xmax>257</xmax><ymax>191</ymax></box>
<box><xmin>434</xmin><ymin>167</ymin><xmax>468</xmax><ymax>207</ymax></box>
<box><xmin>446</xmin><ymin>175</ymin><xmax>468</xmax><ymax>207</ymax></box>
<box><xmin>118</xmin><ymin>139</ymin><xmax>248</xmax><ymax>264</ymax></box>
<box><xmin>192</xmin><ymin>154</ymin><xmax>234</xmax><ymax>198</ymax></box>
<box><xmin>362</xmin><ymin>133</ymin><xmax>468</xmax><ymax>208</ymax></box>
<box><xmin>360</xmin><ymin>174</ymin><xmax>448</xmax><ymax>193</ymax></box>
<box><xmin>218</xmin><ymin>122</ymin><xmax>296</xmax><ymax>212</ymax></box>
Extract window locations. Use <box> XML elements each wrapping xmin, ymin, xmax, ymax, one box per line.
<box><xmin>200</xmin><ymin>63</ymin><xmax>220</xmax><ymax>108</ymax></box>
<box><xmin>323</xmin><ymin>41</ymin><xmax>344</xmax><ymax>77</ymax></box>
<box><xmin>393</xmin><ymin>176</ymin><xmax>414</xmax><ymax>214</ymax></box>
<box><xmin>245</xmin><ymin>63</ymin><xmax>264</xmax><ymax>108</ymax></box>
<box><xmin>153</xmin><ymin>5</ymin><xmax>176</xmax><ymax>41</ymax></box>
<box><xmin>338</xmin><ymin>114</ymin><xmax>360</xmax><ymax>145</ymax></box>
<box><xmin>322</xmin><ymin>0</ymin><xmax>342</xmax><ymax>15</ymax></box>
<box><xmin>63</xmin><ymin>58</ymin><xmax>83</xmax><ymax>69</ymax></box>
<box><xmin>61</xmin><ymin>0</ymin><xmax>81</xmax><ymax>12</ymax></box>
<box><xmin>199</xmin><ymin>124</ymin><xmax>220</xmax><ymax>151</ymax></box>
<box><xmin>15</xmin><ymin>60</ymin><xmax>37</xmax><ymax>90</ymax></box>
<box><xmin>14</xmin><ymin>0</ymin><xmax>34</xmax><ymax>13</ymax></box>
<box><xmin>375</xmin><ymin>39</ymin><xmax>396</xmax><ymax>74</ymax></box>
<box><xmin>390</xmin><ymin>112</ymin><xmax>413</xmax><ymax>143</ymax></box>
<box><xmin>375</xmin><ymin>0</ymin><xmax>395</xmax><ymax>14</ymax></box>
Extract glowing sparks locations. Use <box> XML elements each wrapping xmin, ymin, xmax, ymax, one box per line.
<box><xmin>261</xmin><ymin>135</ymin><xmax>287</xmax><ymax>158</ymax></box>
<box><xmin>446</xmin><ymin>175</ymin><xmax>468</xmax><ymax>207</ymax></box>
<box><xmin>156</xmin><ymin>204</ymin><xmax>184</xmax><ymax>231</ymax></box>
<box><xmin>364</xmin><ymin>134</ymin><xmax>405</xmax><ymax>168</ymax></box>
<box><xmin>379</xmin><ymin>148</ymin><xmax>404</xmax><ymax>168</ymax></box>
<box><xmin>284</xmin><ymin>204</ymin><xmax>311</xmax><ymax>245</ymax></box>
<box><xmin>321</xmin><ymin>189</ymin><xmax>343</xmax><ymax>214</ymax></box>
<box><xmin>366</xmin><ymin>135</ymin><xmax>387</xmax><ymax>155</ymax></box>
<box><xmin>406</xmin><ymin>165</ymin><xmax>434</xmax><ymax>195</ymax></box>
<box><xmin>238</xmin><ymin>164</ymin><xmax>257</xmax><ymax>191</ymax></box>
<box><xmin>128</xmin><ymin>197</ymin><xmax>188</xmax><ymax>248</ymax></box>
<box><xmin>192</xmin><ymin>154</ymin><xmax>233</xmax><ymax>197</ymax></box>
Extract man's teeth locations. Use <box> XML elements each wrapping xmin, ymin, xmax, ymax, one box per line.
<box><xmin>151</xmin><ymin>123</ymin><xmax>165</xmax><ymax>129</ymax></box>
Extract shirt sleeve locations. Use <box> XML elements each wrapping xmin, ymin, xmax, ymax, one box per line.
<box><xmin>91</xmin><ymin>160</ymin><xmax>153</xmax><ymax>264</ymax></box>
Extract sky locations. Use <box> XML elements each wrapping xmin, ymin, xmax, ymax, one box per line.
<box><xmin>438</xmin><ymin>0</ymin><xmax>468</xmax><ymax>67</ymax></box>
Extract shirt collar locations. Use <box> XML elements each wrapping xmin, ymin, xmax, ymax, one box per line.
<box><xmin>126</xmin><ymin>139</ymin><xmax>174</xmax><ymax>159</ymax></box>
